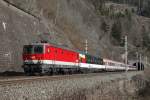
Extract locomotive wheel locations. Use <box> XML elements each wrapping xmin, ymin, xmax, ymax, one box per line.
<box><xmin>58</xmin><ymin>68</ymin><xmax>64</xmax><ymax>75</ymax></box>
<box><xmin>68</xmin><ymin>69</ymin><xmax>72</xmax><ymax>75</ymax></box>
<box><xmin>47</xmin><ymin>68</ymin><xmax>53</xmax><ymax>75</ymax></box>
<box><xmin>23</xmin><ymin>66</ymin><xmax>32</xmax><ymax>76</ymax></box>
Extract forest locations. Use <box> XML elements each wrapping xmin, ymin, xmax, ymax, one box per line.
<box><xmin>91</xmin><ymin>0</ymin><xmax>150</xmax><ymax>17</ymax></box>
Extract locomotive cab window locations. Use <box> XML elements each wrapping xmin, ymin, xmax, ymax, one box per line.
<box><xmin>23</xmin><ymin>45</ymin><xmax>33</xmax><ymax>54</ymax></box>
<box><xmin>34</xmin><ymin>45</ymin><xmax>43</xmax><ymax>54</ymax></box>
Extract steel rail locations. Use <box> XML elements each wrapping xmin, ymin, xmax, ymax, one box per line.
<box><xmin>0</xmin><ymin>72</ymin><xmax>125</xmax><ymax>86</ymax></box>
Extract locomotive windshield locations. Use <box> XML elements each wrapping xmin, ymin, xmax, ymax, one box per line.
<box><xmin>34</xmin><ymin>45</ymin><xmax>43</xmax><ymax>54</ymax></box>
<box><xmin>23</xmin><ymin>45</ymin><xmax>44</xmax><ymax>54</ymax></box>
<box><xmin>23</xmin><ymin>45</ymin><xmax>33</xmax><ymax>54</ymax></box>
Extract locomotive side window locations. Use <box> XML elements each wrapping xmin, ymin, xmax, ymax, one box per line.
<box><xmin>34</xmin><ymin>45</ymin><xmax>43</xmax><ymax>54</ymax></box>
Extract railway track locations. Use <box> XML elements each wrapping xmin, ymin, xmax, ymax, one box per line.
<box><xmin>0</xmin><ymin>71</ymin><xmax>136</xmax><ymax>86</ymax></box>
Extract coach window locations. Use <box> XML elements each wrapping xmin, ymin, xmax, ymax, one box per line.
<box><xmin>80</xmin><ymin>58</ymin><xmax>82</xmax><ymax>62</ymax></box>
<box><xmin>109</xmin><ymin>63</ymin><xmax>111</xmax><ymax>66</ymax></box>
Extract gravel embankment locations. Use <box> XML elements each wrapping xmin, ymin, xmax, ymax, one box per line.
<box><xmin>0</xmin><ymin>71</ymin><xmax>144</xmax><ymax>100</ymax></box>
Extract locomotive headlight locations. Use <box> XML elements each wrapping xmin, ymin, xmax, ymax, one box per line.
<box><xmin>76</xmin><ymin>60</ymin><xmax>79</xmax><ymax>63</ymax></box>
<box><xmin>31</xmin><ymin>56</ymin><xmax>35</xmax><ymax>59</ymax></box>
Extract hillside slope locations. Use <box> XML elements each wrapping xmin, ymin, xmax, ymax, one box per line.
<box><xmin>0</xmin><ymin>0</ymin><xmax>150</xmax><ymax>72</ymax></box>
<box><xmin>0</xmin><ymin>0</ymin><xmax>48</xmax><ymax>71</ymax></box>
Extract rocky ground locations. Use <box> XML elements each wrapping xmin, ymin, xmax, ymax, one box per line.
<box><xmin>137</xmin><ymin>68</ymin><xmax>150</xmax><ymax>100</ymax></box>
<box><xmin>0</xmin><ymin>71</ymin><xmax>144</xmax><ymax>100</ymax></box>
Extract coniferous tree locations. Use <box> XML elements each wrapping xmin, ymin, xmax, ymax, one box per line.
<box><xmin>111</xmin><ymin>21</ymin><xmax>122</xmax><ymax>44</ymax></box>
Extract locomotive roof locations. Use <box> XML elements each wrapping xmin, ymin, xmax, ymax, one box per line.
<box><xmin>30</xmin><ymin>42</ymin><xmax>85</xmax><ymax>54</ymax></box>
<box><xmin>28</xmin><ymin>42</ymin><xmax>101</xmax><ymax>58</ymax></box>
<box><xmin>103</xmin><ymin>58</ymin><xmax>125</xmax><ymax>65</ymax></box>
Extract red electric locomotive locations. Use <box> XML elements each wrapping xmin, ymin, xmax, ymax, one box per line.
<box><xmin>22</xmin><ymin>42</ymin><xmax>86</xmax><ymax>75</ymax></box>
